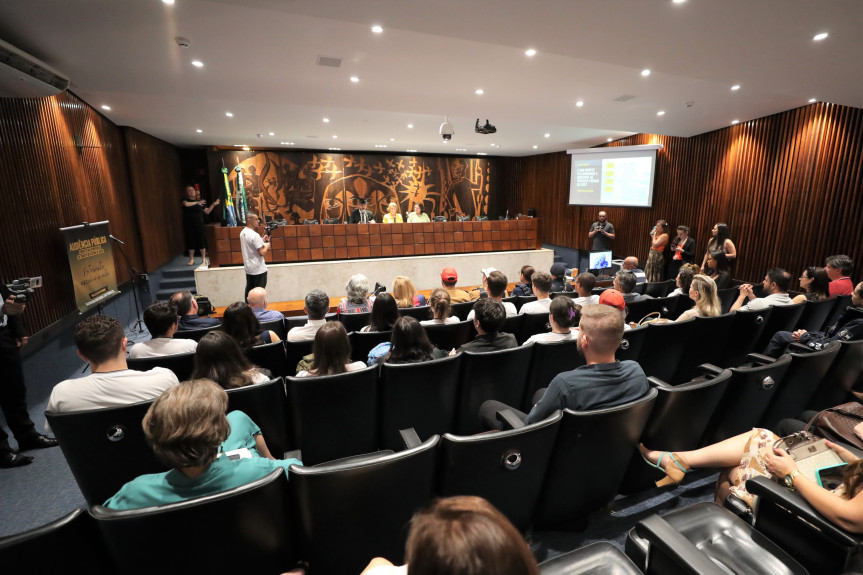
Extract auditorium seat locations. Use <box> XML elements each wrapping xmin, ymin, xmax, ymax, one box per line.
<box><xmin>718</xmin><ymin>287</ymin><xmax>740</xmax><ymax>314</ymax></box>
<box><xmin>796</xmin><ymin>296</ymin><xmax>840</xmax><ymax>332</ymax></box>
<box><xmin>522</xmin><ymin>339</ymin><xmax>584</xmax><ymax>411</ymax></box>
<box><xmin>644</xmin><ymin>279</ymin><xmax>675</xmax><ymax>298</ymax></box>
<box><xmin>616</xmin><ymin>325</ymin><xmax>648</xmax><ymax>363</ymax></box>
<box><xmin>349</xmin><ymin>330</ymin><xmax>392</xmax><ymax>363</ymax></box>
<box><xmin>623</xmin><ymin>298</ymin><xmax>656</xmax><ymax>324</ymax></box>
<box><xmin>397</xmin><ymin>305</ymin><xmax>430</xmax><ymax>321</ymax></box>
<box><xmin>672</xmin><ymin>313</ymin><xmax>735</xmax><ymax>384</ymax></box>
<box><xmin>521</xmin><ymin>312</ymin><xmax>552</xmax><ymax>344</ymax></box>
<box><xmin>285</xmin><ymin>339</ymin><xmax>314</xmax><ymax>375</ymax></box>
<box><xmin>807</xmin><ymin>337</ymin><xmax>863</xmax><ymax>411</ymax></box>
<box><xmin>0</xmin><ymin>508</ymin><xmax>112</xmax><ymax>574</ymax></box>
<box><xmin>337</xmin><ymin>311</ymin><xmax>372</xmax><ymax>333</ymax></box>
<box><xmin>46</xmin><ymin>400</ymin><xmax>165</xmax><ymax>506</ymax></box>
<box><xmin>754</xmin><ymin>301</ymin><xmax>806</xmax><ymax>351</ymax></box>
<box><xmin>701</xmin><ymin>353</ymin><xmax>792</xmax><ymax>444</ymax></box>
<box><xmin>436</xmin><ymin>411</ymin><xmax>562</xmax><ymax>531</ymax></box>
<box><xmin>127</xmin><ymin>351</ymin><xmax>195</xmax><ymax>382</ymax></box>
<box><xmin>174</xmin><ymin>324</ymin><xmax>220</xmax><ymax>341</ymax></box>
<box><xmin>626</xmin><ymin>503</ymin><xmax>806</xmax><ymax>575</ymax></box>
<box><xmin>285</xmin><ymin>312</ymin><xmax>337</xmax><ymax>332</ymax></box>
<box><xmin>823</xmin><ymin>294</ymin><xmax>853</xmax><ymax>330</ymax></box>
<box><xmin>450</xmin><ymin>300</ymin><xmax>476</xmax><ymax>321</ymax></box>
<box><xmin>619</xmin><ymin>369</ymin><xmax>731</xmax><ymax>494</ymax></box>
<box><xmin>539</xmin><ymin>541</ymin><xmax>641</xmax><ymax>575</ymax></box>
<box><xmin>636</xmin><ymin>318</ymin><xmax>695</xmax><ymax>381</ymax></box>
<box><xmin>454</xmin><ymin>346</ymin><xmax>533</xmax><ymax>435</ymax></box>
<box><xmin>258</xmin><ymin>317</ymin><xmax>286</xmax><ymax>340</ymax></box>
<box><xmin>533</xmin><ymin>389</ymin><xmax>657</xmax><ymax>529</ymax></box>
<box><xmin>515</xmin><ymin>295</ymin><xmax>537</xmax><ymax>312</ymax></box>
<box><xmin>423</xmin><ymin>319</ymin><xmax>474</xmax><ymax>350</ymax></box>
<box><xmin>244</xmin><ymin>340</ymin><xmax>287</xmax><ymax>378</ymax></box>
<box><xmin>91</xmin><ymin>469</ymin><xmax>300</xmax><ymax>575</ymax></box>
<box><xmin>757</xmin><ymin>341</ymin><xmax>841</xmax><ymax>428</ymax></box>
<box><xmin>284</xmin><ymin>367</ymin><xmax>379</xmax><ymax>465</ymax></box>
<box><xmin>721</xmin><ymin>307</ymin><xmax>773</xmax><ymax>367</ymax></box>
<box><xmin>378</xmin><ymin>355</ymin><xmax>461</xmax><ymax>450</ymax></box>
<box><xmin>500</xmin><ymin>313</ymin><xmax>526</xmax><ymax>344</ymax></box>
<box><xmin>225</xmin><ymin>377</ymin><xmax>291</xmax><ymax>457</ymax></box>
<box><xmin>289</xmin><ymin>436</ymin><xmax>439</xmax><ymax>575</ymax></box>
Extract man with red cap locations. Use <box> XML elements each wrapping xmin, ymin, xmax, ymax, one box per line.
<box><xmin>440</xmin><ymin>267</ymin><xmax>470</xmax><ymax>303</ymax></box>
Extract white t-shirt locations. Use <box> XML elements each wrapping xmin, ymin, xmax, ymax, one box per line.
<box><xmin>519</xmin><ymin>298</ymin><xmax>552</xmax><ymax>315</ymax></box>
<box><xmin>287</xmin><ymin>319</ymin><xmax>327</xmax><ymax>342</ymax></box>
<box><xmin>240</xmin><ymin>226</ymin><xmax>267</xmax><ymax>275</ymax></box>
<box><xmin>467</xmin><ymin>301</ymin><xmax>517</xmax><ymax>320</ymax></box>
<box><xmin>420</xmin><ymin>316</ymin><xmax>460</xmax><ymax>326</ymax></box>
<box><xmin>128</xmin><ymin>337</ymin><xmax>197</xmax><ymax>358</ymax></box>
<box><xmin>572</xmin><ymin>294</ymin><xmax>600</xmax><ymax>307</ymax></box>
<box><xmin>296</xmin><ymin>361</ymin><xmax>368</xmax><ymax>377</ymax></box>
<box><xmin>523</xmin><ymin>330</ymin><xmax>578</xmax><ymax>346</ymax></box>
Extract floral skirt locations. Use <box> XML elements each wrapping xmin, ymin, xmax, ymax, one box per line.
<box><xmin>645</xmin><ymin>250</ymin><xmax>665</xmax><ymax>282</ymax></box>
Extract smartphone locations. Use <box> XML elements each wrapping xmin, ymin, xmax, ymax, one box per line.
<box><xmin>817</xmin><ymin>463</ymin><xmax>848</xmax><ymax>490</ymax></box>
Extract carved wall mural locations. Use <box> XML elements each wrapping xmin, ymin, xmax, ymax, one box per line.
<box><xmin>208</xmin><ymin>150</ymin><xmax>491</xmax><ymax>224</ymax></box>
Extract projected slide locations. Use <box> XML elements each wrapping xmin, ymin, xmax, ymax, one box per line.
<box><xmin>568</xmin><ymin>145</ymin><xmax>659</xmax><ymax>208</ymax></box>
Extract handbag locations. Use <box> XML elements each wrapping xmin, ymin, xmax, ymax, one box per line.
<box><xmin>774</xmin><ymin>431</ymin><xmax>844</xmax><ymax>483</ymax></box>
<box><xmin>805</xmin><ymin>402</ymin><xmax>863</xmax><ymax>450</ymax></box>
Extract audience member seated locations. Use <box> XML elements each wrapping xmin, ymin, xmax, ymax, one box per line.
<box><xmin>360</xmin><ymin>496</ymin><xmax>540</xmax><ymax>575</ymax></box>
<box><xmin>361</xmin><ymin>293</ymin><xmax>399</xmax><ymax>333</ymax></box>
<box><xmin>339</xmin><ymin>274</ymin><xmax>373</xmax><ymax>314</ymax></box>
<box><xmin>421</xmin><ymin>289</ymin><xmax>459</xmax><ymax>326</ymax></box>
<box><xmin>440</xmin><ymin>267</ymin><xmax>470</xmax><ymax>303</ymax></box>
<box><xmin>572</xmin><ymin>272</ymin><xmax>600</xmax><ymax>306</ymax></box>
<box><xmin>523</xmin><ymin>297</ymin><xmax>581</xmax><ymax>345</ymax></box>
<box><xmin>639</xmin><ymin>430</ymin><xmax>861</xmax><ymax>519</ymax></box>
<box><xmin>763</xmin><ymin>281</ymin><xmax>863</xmax><ymax>357</ymax></box>
<box><xmin>246</xmin><ymin>287</ymin><xmax>285</xmax><ymax>323</ymax></box>
<box><xmin>622</xmin><ymin>256</ymin><xmax>647</xmax><ymax>284</ymax></box>
<box><xmin>191</xmin><ymin>332</ymin><xmax>271</xmax><ymax>389</ymax></box>
<box><xmin>171</xmin><ymin>290</ymin><xmax>219</xmax><ymax>330</ymax></box>
<box><xmin>675</xmin><ymin>274</ymin><xmax>722</xmax><ymax>321</ymax></box>
<box><xmin>731</xmin><ymin>268</ymin><xmax>794</xmax><ymax>312</ymax></box>
<box><xmin>296</xmin><ymin>322</ymin><xmax>368</xmax><ymax>377</ymax></box>
<box><xmin>375</xmin><ymin>316</ymin><xmax>448</xmax><ymax>365</ymax></box>
<box><xmin>46</xmin><ymin>315</ymin><xmax>178</xmax><ymax>418</ymax></box>
<box><xmin>511</xmin><ymin>265</ymin><xmax>535</xmax><ymax>297</ymax></box>
<box><xmin>128</xmin><ymin>301</ymin><xmax>197</xmax><ymax>358</ymax></box>
<box><xmin>451</xmin><ymin>299</ymin><xmax>517</xmax><ymax>355</ymax></box>
<box><xmin>104</xmin><ymin>379</ymin><xmax>301</xmax><ymax>510</ymax></box>
<box><xmin>704</xmin><ymin>249</ymin><xmax>733</xmax><ymax>289</ymax></box>
<box><xmin>468</xmin><ymin>267</ymin><xmax>497</xmax><ymax>300</ymax></box>
<box><xmin>598</xmin><ymin>289</ymin><xmax>631</xmax><ymax>331</ymax></box>
<box><xmin>467</xmin><ymin>271</ymin><xmax>516</xmax><ymax>320</ymax></box>
<box><xmin>549</xmin><ymin>262</ymin><xmax>573</xmax><ymax>293</ymax></box>
<box><xmin>393</xmin><ymin>275</ymin><xmax>426</xmax><ymax>308</ymax></box>
<box><xmin>222</xmin><ymin>302</ymin><xmax>281</xmax><ymax>349</ymax></box>
<box><xmin>668</xmin><ymin>264</ymin><xmax>698</xmax><ymax>297</ymax></box>
<box><xmin>614</xmin><ymin>270</ymin><xmax>650</xmax><ymax>304</ymax></box>
<box><xmin>518</xmin><ymin>272</ymin><xmax>553</xmax><ymax>314</ymax></box>
<box><xmin>287</xmin><ymin>289</ymin><xmax>330</xmax><ymax>342</ymax></box>
<box><xmin>826</xmin><ymin>254</ymin><xmax>855</xmax><ymax>296</ymax></box>
<box><xmin>406</xmin><ymin>203</ymin><xmax>430</xmax><ymax>223</ymax></box>
<box><xmin>480</xmin><ymin>304</ymin><xmax>649</xmax><ymax>430</ymax></box>
<box><xmin>791</xmin><ymin>266</ymin><xmax>831</xmax><ymax>304</ymax></box>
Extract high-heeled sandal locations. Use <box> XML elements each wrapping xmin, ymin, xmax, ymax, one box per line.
<box><xmin>639</xmin><ymin>443</ymin><xmax>690</xmax><ymax>487</ymax></box>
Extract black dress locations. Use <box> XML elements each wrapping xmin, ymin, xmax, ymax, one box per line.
<box><xmin>182</xmin><ymin>201</ymin><xmax>206</xmax><ymax>251</ymax></box>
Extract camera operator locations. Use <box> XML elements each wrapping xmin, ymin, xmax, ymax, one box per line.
<box><xmin>588</xmin><ymin>211</ymin><xmax>615</xmax><ymax>252</ymax></box>
<box><xmin>1</xmin><ymin>279</ymin><xmax>58</xmax><ymax>468</ymax></box>
<box><xmin>240</xmin><ymin>212</ymin><xmax>270</xmax><ymax>300</ymax></box>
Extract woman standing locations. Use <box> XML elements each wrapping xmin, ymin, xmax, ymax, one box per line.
<box><xmin>182</xmin><ymin>185</ymin><xmax>219</xmax><ymax>266</ymax></box>
<box><xmin>382</xmin><ymin>201</ymin><xmax>403</xmax><ymax>223</ymax></box>
<box><xmin>645</xmin><ymin>220</ymin><xmax>670</xmax><ymax>282</ymax></box>
<box><xmin>701</xmin><ymin>222</ymin><xmax>737</xmax><ymax>271</ymax></box>
<box><xmin>668</xmin><ymin>225</ymin><xmax>696</xmax><ymax>279</ymax></box>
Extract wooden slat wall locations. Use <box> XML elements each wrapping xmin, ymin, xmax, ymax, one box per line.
<box><xmin>500</xmin><ymin>103</ymin><xmax>863</xmax><ymax>284</ymax></box>
<box><xmin>124</xmin><ymin>127</ymin><xmax>185</xmax><ymax>272</ymax></box>
<box><xmin>0</xmin><ymin>92</ymin><xmax>181</xmax><ymax>334</ymax></box>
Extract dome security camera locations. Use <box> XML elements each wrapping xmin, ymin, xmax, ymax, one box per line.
<box><xmin>439</xmin><ymin>118</ymin><xmax>454</xmax><ymax>142</ymax></box>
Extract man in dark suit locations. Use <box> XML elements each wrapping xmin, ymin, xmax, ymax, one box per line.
<box><xmin>350</xmin><ymin>197</ymin><xmax>375</xmax><ymax>224</ymax></box>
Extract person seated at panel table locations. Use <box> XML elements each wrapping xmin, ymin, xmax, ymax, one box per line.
<box><xmin>406</xmin><ymin>203</ymin><xmax>430</xmax><ymax>223</ymax></box>
<box><xmin>467</xmin><ymin>271</ymin><xmax>517</xmax><ymax>319</ymax></box>
<box><xmin>128</xmin><ymin>301</ymin><xmax>197</xmax><ymax>359</ymax></box>
<box><xmin>221</xmin><ymin>301</ymin><xmax>281</xmax><ymax>349</ymax></box>
<box><xmin>421</xmin><ymin>289</ymin><xmax>460</xmax><ymax>326</ymax></box>
<box><xmin>360</xmin><ymin>495</ymin><xmax>541</xmax><ymax>575</ymax></box>
<box><xmin>439</xmin><ymin>267</ymin><xmax>471</xmax><ymax>303</ymax></box>
<box><xmin>350</xmin><ymin>197</ymin><xmax>376</xmax><ymax>224</ymax></box>
<box><xmin>450</xmin><ymin>298</ymin><xmax>517</xmax><ymax>355</ymax></box>
<box><xmin>191</xmin><ymin>331</ymin><xmax>272</xmax><ymax>389</ymax></box>
<box><xmin>522</xmin><ymin>297</ymin><xmax>581</xmax><ymax>346</ymax></box>
<box><xmin>339</xmin><ymin>274</ymin><xmax>373</xmax><ymax>314</ymax></box>
<box><xmin>103</xmin><ymin>379</ymin><xmax>301</xmax><ymax>511</ymax></box>
<box><xmin>295</xmin><ymin>322</ymin><xmax>368</xmax><ymax>377</ymax></box>
<box><xmin>382</xmin><ymin>201</ymin><xmax>403</xmax><ymax>223</ymax></box>
<box><xmin>392</xmin><ymin>275</ymin><xmax>426</xmax><ymax>308</ymax></box>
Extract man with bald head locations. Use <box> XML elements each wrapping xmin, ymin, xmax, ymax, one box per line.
<box><xmin>588</xmin><ymin>211</ymin><xmax>615</xmax><ymax>252</ymax></box>
<box><xmin>622</xmin><ymin>256</ymin><xmax>647</xmax><ymax>284</ymax></box>
<box><xmin>246</xmin><ymin>287</ymin><xmax>284</xmax><ymax>323</ymax></box>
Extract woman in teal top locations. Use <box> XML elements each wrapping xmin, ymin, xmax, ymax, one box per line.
<box><xmin>104</xmin><ymin>379</ymin><xmax>302</xmax><ymax>510</ymax></box>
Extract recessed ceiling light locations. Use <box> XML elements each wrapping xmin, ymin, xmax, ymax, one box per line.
<box><xmin>532</xmin><ymin>145</ymin><xmax>538</xmax><ymax>149</ymax></box>
<box><xmin>406</xmin><ymin>149</ymin><xmax>417</xmax><ymax>153</ymax></box>
<box><xmin>731</xmin><ymin>84</ymin><xmax>740</xmax><ymax>91</ymax></box>
<box><xmin>407</xmin><ymin>123</ymin><xmax>414</xmax><ymax>129</ymax></box>
<box><xmin>808</xmin><ymin>98</ymin><xmax>817</xmax><ymax>103</ymax></box>
<box><xmin>657</xmin><ymin>110</ymin><xmax>665</xmax><ymax>116</ymax></box>
<box><xmin>322</xmin><ymin>117</ymin><xmax>330</xmax><ymax>123</ymax></box>
<box><xmin>370</xmin><ymin>24</ymin><xmax>383</xmax><ymax>34</ymax></box>
<box><xmin>490</xmin><ymin>143</ymin><xmax>496</xmax><ymax>147</ymax></box>
<box><xmin>195</xmin><ymin>129</ymin><xmax>203</xmax><ymax>133</ymax></box>
<box><xmin>456</xmin><ymin>148</ymin><xmax>467</xmax><ymax>152</ymax></box>
<box><xmin>475</xmin><ymin>89</ymin><xmax>484</xmax><ymax>95</ymax></box>
<box><xmin>576</xmin><ymin>100</ymin><xmax>584</xmax><ymax>107</ymax></box>
<box><xmin>329</xmin><ymin>147</ymin><xmax>341</xmax><ymax>151</ymax></box>
<box><xmin>101</xmin><ymin>105</ymin><xmax>111</xmax><ymax>111</ymax></box>
<box><xmin>268</xmin><ymin>132</ymin><xmax>275</xmax><ymax>136</ymax></box>
<box><xmin>332</xmin><ymin>135</ymin><xmax>338</xmax><ymax>139</ymax></box>
<box><xmin>731</xmin><ymin>120</ymin><xmax>740</xmax><ymax>125</ymax></box>
<box><xmin>280</xmin><ymin>141</ymin><xmax>295</xmax><ymax>146</ymax></box>
<box><xmin>813</xmin><ymin>32</ymin><xmax>829</xmax><ymax>41</ymax></box>
<box><xmin>225</xmin><ymin>112</ymin><xmax>233</xmax><ymax>117</ymax></box>
<box><xmin>389</xmin><ymin>138</ymin><xmax>395</xmax><ymax>142</ymax></box>
<box><xmin>374</xmin><ymin>144</ymin><xmax>388</xmax><ymax>148</ymax></box>
<box><xmin>641</xmin><ymin>69</ymin><xmax>651</xmax><ymax>77</ymax></box>
<box><xmin>242</xmin><ymin>147</ymin><xmax>250</xmax><ymax>151</ymax></box>
<box><xmin>162</xmin><ymin>0</ymin><xmax>174</xmax><ymax>4</ymax></box>
<box><xmin>544</xmin><ymin>133</ymin><xmax>550</xmax><ymax>138</ymax></box>
<box><xmin>525</xmin><ymin>48</ymin><xmax>537</xmax><ymax>57</ymax></box>
<box><xmin>477</xmin><ymin>152</ymin><xmax>487</xmax><ymax>156</ymax></box>
<box><xmin>233</xmin><ymin>144</ymin><xmax>244</xmax><ymax>147</ymax></box>
<box><xmin>607</xmin><ymin>138</ymin><xmax>613</xmax><ymax>142</ymax></box>
<box><xmin>350</xmin><ymin>76</ymin><xmax>359</xmax><ymax>83</ymax></box>
<box><xmin>672</xmin><ymin>0</ymin><xmax>686</xmax><ymax>4</ymax></box>
<box><xmin>191</xmin><ymin>60</ymin><xmax>204</xmax><ymax>68</ymax></box>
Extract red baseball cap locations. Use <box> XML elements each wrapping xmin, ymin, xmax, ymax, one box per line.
<box><xmin>441</xmin><ymin>267</ymin><xmax>458</xmax><ymax>282</ymax></box>
<box><xmin>599</xmin><ymin>289</ymin><xmax>626</xmax><ymax>311</ymax></box>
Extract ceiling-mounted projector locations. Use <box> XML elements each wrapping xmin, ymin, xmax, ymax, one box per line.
<box><xmin>439</xmin><ymin>117</ymin><xmax>454</xmax><ymax>142</ymax></box>
<box><xmin>475</xmin><ymin>119</ymin><xmax>496</xmax><ymax>134</ymax></box>
<box><xmin>0</xmin><ymin>39</ymin><xmax>70</xmax><ymax>99</ymax></box>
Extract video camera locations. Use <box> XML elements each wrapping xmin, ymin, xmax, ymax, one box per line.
<box><xmin>5</xmin><ymin>277</ymin><xmax>41</xmax><ymax>303</ymax></box>
<box><xmin>265</xmin><ymin>221</ymin><xmax>280</xmax><ymax>236</ymax></box>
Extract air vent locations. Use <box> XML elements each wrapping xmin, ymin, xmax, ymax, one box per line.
<box><xmin>316</xmin><ymin>56</ymin><xmax>342</xmax><ymax>68</ymax></box>
<box><xmin>0</xmin><ymin>39</ymin><xmax>70</xmax><ymax>98</ymax></box>
<box><xmin>614</xmin><ymin>95</ymin><xmax>635</xmax><ymax>102</ymax></box>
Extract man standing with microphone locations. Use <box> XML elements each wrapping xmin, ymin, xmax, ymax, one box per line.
<box><xmin>588</xmin><ymin>211</ymin><xmax>615</xmax><ymax>252</ymax></box>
